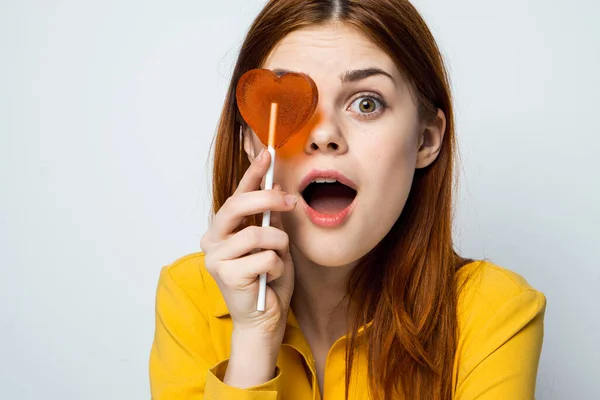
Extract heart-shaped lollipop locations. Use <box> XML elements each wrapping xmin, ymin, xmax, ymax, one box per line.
<box><xmin>236</xmin><ymin>69</ymin><xmax>318</xmax><ymax>149</ymax></box>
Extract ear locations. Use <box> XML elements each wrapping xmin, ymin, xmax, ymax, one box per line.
<box><xmin>241</xmin><ymin>125</ymin><xmax>257</xmax><ymax>163</ymax></box>
<box><xmin>416</xmin><ymin>108</ymin><xmax>446</xmax><ymax>169</ymax></box>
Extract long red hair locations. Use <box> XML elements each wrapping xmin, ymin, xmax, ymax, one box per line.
<box><xmin>211</xmin><ymin>1</ymin><xmax>472</xmax><ymax>398</ymax></box>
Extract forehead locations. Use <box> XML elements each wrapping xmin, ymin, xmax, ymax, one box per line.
<box><xmin>263</xmin><ymin>23</ymin><xmax>402</xmax><ymax>83</ymax></box>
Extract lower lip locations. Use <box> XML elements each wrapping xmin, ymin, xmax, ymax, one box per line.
<box><xmin>301</xmin><ymin>197</ymin><xmax>357</xmax><ymax>228</ymax></box>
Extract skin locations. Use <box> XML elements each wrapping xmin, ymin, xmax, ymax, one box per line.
<box><xmin>241</xmin><ymin>22</ymin><xmax>447</xmax><ymax>394</ymax></box>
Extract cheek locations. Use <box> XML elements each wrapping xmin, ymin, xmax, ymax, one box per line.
<box><xmin>367</xmin><ymin>130</ymin><xmax>419</xmax><ymax>178</ymax></box>
<box><xmin>362</xmin><ymin>133</ymin><xmax>419</xmax><ymax>211</ymax></box>
<box><xmin>272</xmin><ymin>157</ymin><xmax>297</xmax><ymax>193</ymax></box>
<box><xmin>371</xmin><ymin>151</ymin><xmax>415</xmax><ymax>195</ymax></box>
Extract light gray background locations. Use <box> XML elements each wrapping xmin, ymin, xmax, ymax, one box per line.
<box><xmin>1</xmin><ymin>0</ymin><xmax>598</xmax><ymax>399</ymax></box>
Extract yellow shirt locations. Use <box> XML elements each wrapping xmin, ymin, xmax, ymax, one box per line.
<box><xmin>149</xmin><ymin>252</ymin><xmax>546</xmax><ymax>399</ymax></box>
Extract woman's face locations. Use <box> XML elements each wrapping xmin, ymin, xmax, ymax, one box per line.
<box><xmin>244</xmin><ymin>23</ymin><xmax>445</xmax><ymax>267</ymax></box>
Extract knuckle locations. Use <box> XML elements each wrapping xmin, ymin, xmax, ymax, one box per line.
<box><xmin>220</xmin><ymin>271</ymin><xmax>236</xmax><ymax>289</ymax></box>
<box><xmin>204</xmin><ymin>255</ymin><xmax>218</xmax><ymax>275</ymax></box>
<box><xmin>215</xmin><ymin>262</ymin><xmax>233</xmax><ymax>286</ymax></box>
<box><xmin>263</xmin><ymin>249</ymin><xmax>279</xmax><ymax>266</ymax></box>
<box><xmin>279</xmin><ymin>229</ymin><xmax>290</xmax><ymax>245</ymax></box>
<box><xmin>222</xmin><ymin>195</ymin><xmax>236</xmax><ymax>212</ymax></box>
<box><xmin>199</xmin><ymin>233</ymin><xmax>209</xmax><ymax>252</ymax></box>
<box><xmin>244</xmin><ymin>226</ymin><xmax>262</xmax><ymax>248</ymax></box>
<box><xmin>226</xmin><ymin>193</ymin><xmax>247</xmax><ymax>214</ymax></box>
<box><xmin>269</xmin><ymin>259</ymin><xmax>284</xmax><ymax>279</ymax></box>
<box><xmin>272</xmin><ymin>228</ymin><xmax>290</xmax><ymax>251</ymax></box>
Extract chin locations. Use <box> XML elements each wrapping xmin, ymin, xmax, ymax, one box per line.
<box><xmin>290</xmin><ymin>227</ymin><xmax>373</xmax><ymax>268</ymax></box>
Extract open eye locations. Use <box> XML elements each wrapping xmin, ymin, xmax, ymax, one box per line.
<box><xmin>348</xmin><ymin>95</ymin><xmax>385</xmax><ymax>118</ymax></box>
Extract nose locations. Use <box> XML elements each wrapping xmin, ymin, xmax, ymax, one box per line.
<box><xmin>304</xmin><ymin>110</ymin><xmax>349</xmax><ymax>155</ymax></box>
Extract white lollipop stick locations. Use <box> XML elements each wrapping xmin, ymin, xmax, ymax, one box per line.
<box><xmin>257</xmin><ymin>102</ymin><xmax>278</xmax><ymax>312</ymax></box>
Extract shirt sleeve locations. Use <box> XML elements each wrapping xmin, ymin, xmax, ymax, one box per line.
<box><xmin>454</xmin><ymin>288</ymin><xmax>547</xmax><ymax>399</ymax></box>
<box><xmin>149</xmin><ymin>266</ymin><xmax>283</xmax><ymax>399</ymax></box>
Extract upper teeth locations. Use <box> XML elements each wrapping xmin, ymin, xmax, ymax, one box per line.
<box><xmin>312</xmin><ymin>178</ymin><xmax>337</xmax><ymax>183</ymax></box>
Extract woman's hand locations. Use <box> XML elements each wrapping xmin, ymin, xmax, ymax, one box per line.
<box><xmin>200</xmin><ymin>149</ymin><xmax>296</xmax><ymax>386</ymax></box>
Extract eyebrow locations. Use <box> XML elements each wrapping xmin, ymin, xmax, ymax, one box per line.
<box><xmin>272</xmin><ymin>67</ymin><xmax>396</xmax><ymax>85</ymax></box>
<box><xmin>340</xmin><ymin>68</ymin><xmax>396</xmax><ymax>85</ymax></box>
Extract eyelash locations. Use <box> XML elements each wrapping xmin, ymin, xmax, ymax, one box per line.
<box><xmin>347</xmin><ymin>92</ymin><xmax>388</xmax><ymax>119</ymax></box>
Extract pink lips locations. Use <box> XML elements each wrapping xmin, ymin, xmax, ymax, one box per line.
<box><xmin>299</xmin><ymin>169</ymin><xmax>357</xmax><ymax>228</ymax></box>
<box><xmin>298</xmin><ymin>169</ymin><xmax>358</xmax><ymax>193</ymax></box>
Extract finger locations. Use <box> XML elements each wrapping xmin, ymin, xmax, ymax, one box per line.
<box><xmin>234</xmin><ymin>148</ymin><xmax>270</xmax><ymax>195</ymax></box>
<box><xmin>270</xmin><ymin>183</ymin><xmax>285</xmax><ymax>230</ymax></box>
<box><xmin>218</xmin><ymin>250</ymin><xmax>285</xmax><ymax>290</ymax></box>
<box><xmin>266</xmin><ymin>271</ymin><xmax>283</xmax><ymax>283</ymax></box>
<box><xmin>211</xmin><ymin>190</ymin><xmax>297</xmax><ymax>240</ymax></box>
<box><xmin>200</xmin><ymin>232</ymin><xmax>213</xmax><ymax>253</ymax></box>
<box><xmin>215</xmin><ymin>225</ymin><xmax>290</xmax><ymax>261</ymax></box>
<box><xmin>270</xmin><ymin>209</ymin><xmax>284</xmax><ymax>231</ymax></box>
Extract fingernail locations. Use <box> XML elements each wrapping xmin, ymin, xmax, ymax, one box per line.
<box><xmin>256</xmin><ymin>149</ymin><xmax>264</xmax><ymax>161</ymax></box>
<box><xmin>284</xmin><ymin>194</ymin><xmax>297</xmax><ymax>206</ymax></box>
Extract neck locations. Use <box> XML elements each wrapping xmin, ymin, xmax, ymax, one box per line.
<box><xmin>289</xmin><ymin>244</ymin><xmax>358</xmax><ymax>343</ymax></box>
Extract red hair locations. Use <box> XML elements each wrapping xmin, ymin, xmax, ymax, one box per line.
<box><xmin>211</xmin><ymin>1</ymin><xmax>472</xmax><ymax>398</ymax></box>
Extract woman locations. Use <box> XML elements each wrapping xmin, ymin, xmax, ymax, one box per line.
<box><xmin>149</xmin><ymin>1</ymin><xmax>546</xmax><ymax>399</ymax></box>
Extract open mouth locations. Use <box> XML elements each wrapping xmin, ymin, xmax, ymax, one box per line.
<box><xmin>301</xmin><ymin>179</ymin><xmax>357</xmax><ymax>214</ymax></box>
